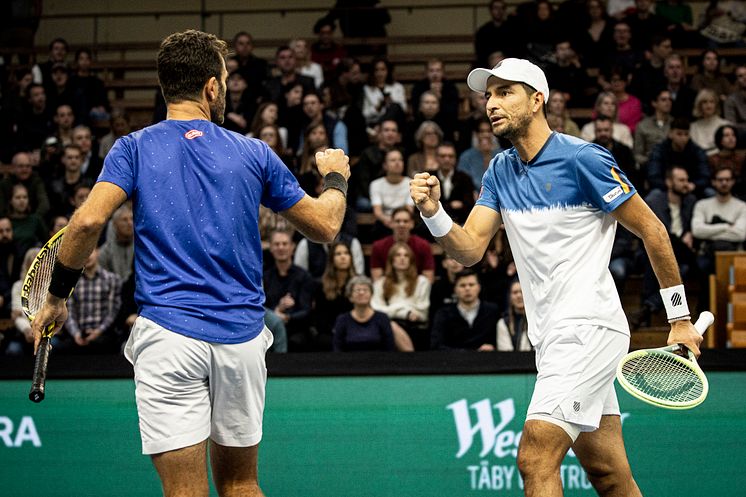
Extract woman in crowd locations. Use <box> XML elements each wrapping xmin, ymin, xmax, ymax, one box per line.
<box><xmin>496</xmin><ymin>279</ymin><xmax>532</xmax><ymax>351</ymax></box>
<box><xmin>606</xmin><ymin>66</ymin><xmax>642</xmax><ymax>133</ymax></box>
<box><xmin>257</xmin><ymin>124</ymin><xmax>294</xmax><ymax>168</ymax></box>
<box><xmin>708</xmin><ymin>124</ymin><xmax>745</xmax><ymax>197</ymax></box>
<box><xmin>407</xmin><ymin>120</ymin><xmax>442</xmax><ymax>177</ymax></box>
<box><xmin>314</xmin><ymin>241</ymin><xmax>358</xmax><ymax>349</ymax></box>
<box><xmin>296</xmin><ymin>123</ymin><xmax>330</xmax><ymax>193</ymax></box>
<box><xmin>690</xmin><ymin>88</ymin><xmax>731</xmax><ymax>156</ymax></box>
<box><xmin>248</xmin><ymin>101</ymin><xmax>288</xmax><ymax>149</ymax></box>
<box><xmin>574</xmin><ymin>0</ymin><xmax>615</xmax><ymax>69</ymax></box>
<box><xmin>689</xmin><ymin>49</ymin><xmax>733</xmax><ymax>101</ymax></box>
<box><xmin>7</xmin><ymin>184</ymin><xmax>47</xmax><ymax>255</ymax></box>
<box><xmin>580</xmin><ymin>91</ymin><xmax>634</xmax><ymax>148</ymax></box>
<box><xmin>547</xmin><ymin>90</ymin><xmax>581</xmax><ymax>137</ymax></box>
<box><xmin>371</xmin><ymin>242</ymin><xmax>430</xmax><ymax>350</ymax></box>
<box><xmin>5</xmin><ymin>247</ymin><xmax>40</xmax><ymax>355</ymax></box>
<box><xmin>333</xmin><ymin>276</ymin><xmax>395</xmax><ymax>352</ymax></box>
<box><xmin>362</xmin><ymin>57</ymin><xmax>407</xmax><ymax>126</ymax></box>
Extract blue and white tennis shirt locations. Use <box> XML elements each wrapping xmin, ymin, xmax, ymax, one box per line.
<box><xmin>99</xmin><ymin>119</ymin><xmax>305</xmax><ymax>344</ymax></box>
<box><xmin>476</xmin><ymin>132</ymin><xmax>635</xmax><ymax>344</ymax></box>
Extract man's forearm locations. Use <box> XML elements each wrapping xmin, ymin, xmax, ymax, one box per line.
<box><xmin>643</xmin><ymin>221</ymin><xmax>683</xmax><ymax>288</ymax></box>
<box><xmin>437</xmin><ymin>224</ymin><xmax>486</xmax><ymax>267</ymax></box>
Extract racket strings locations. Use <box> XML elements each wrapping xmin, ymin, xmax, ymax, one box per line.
<box><xmin>26</xmin><ymin>242</ymin><xmax>62</xmax><ymax>316</ymax></box>
<box><xmin>621</xmin><ymin>353</ymin><xmax>704</xmax><ymax>403</ymax></box>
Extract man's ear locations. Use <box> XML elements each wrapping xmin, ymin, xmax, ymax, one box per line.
<box><xmin>206</xmin><ymin>77</ymin><xmax>218</xmax><ymax>101</ymax></box>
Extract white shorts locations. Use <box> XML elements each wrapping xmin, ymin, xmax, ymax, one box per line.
<box><xmin>527</xmin><ymin>324</ymin><xmax>628</xmax><ymax>433</ymax></box>
<box><xmin>124</xmin><ymin>316</ymin><xmax>273</xmax><ymax>455</ymax></box>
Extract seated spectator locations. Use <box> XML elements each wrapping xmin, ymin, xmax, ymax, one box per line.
<box><xmin>574</xmin><ymin>0</ymin><xmax>615</xmax><ymax>70</ymax></box>
<box><xmin>98</xmin><ymin>109</ymin><xmax>131</xmax><ymax>160</ymax></box>
<box><xmin>0</xmin><ymin>218</ymin><xmax>21</xmax><ymax>321</ymax></box>
<box><xmin>457</xmin><ymin>90</ymin><xmax>501</xmax><ymax>152</ymax></box>
<box><xmin>68</xmin><ymin>47</ymin><xmax>110</xmax><ymax>125</ymax></box>
<box><xmin>320</xmin><ymin>74</ymin><xmax>367</xmax><ymax>156</ymax></box>
<box><xmin>7</xmin><ymin>184</ymin><xmax>46</xmax><ymax>256</ymax></box>
<box><xmin>362</xmin><ymin>57</ymin><xmax>407</xmax><ymax>127</ymax></box>
<box><xmin>431</xmin><ymin>269</ymin><xmax>499</xmax><ymax>351</ymax></box>
<box><xmin>622</xmin><ymin>0</ymin><xmax>668</xmax><ymax>52</ymax></box>
<box><xmin>581</xmin><ymin>92</ymin><xmax>634</xmax><ymax>148</ymax></box>
<box><xmin>655</xmin><ymin>0</ymin><xmax>697</xmax><ymax>48</ymax></box>
<box><xmin>546</xmin><ymin>90</ymin><xmax>581</xmax><ymax>138</ymax></box>
<box><xmin>50</xmin><ymin>103</ymin><xmax>75</xmax><ymax>148</ymax></box>
<box><xmin>647</xmin><ymin>117</ymin><xmax>711</xmax><ymax>195</ymax></box>
<box><xmin>18</xmin><ymin>83</ymin><xmax>52</xmax><ymax>152</ymax></box>
<box><xmin>49</xmin><ymin>144</ymin><xmax>90</xmax><ymax>215</ymax></box>
<box><xmin>333</xmin><ymin>276</ymin><xmax>396</xmax><ymax>352</ymax></box>
<box><xmin>229</xmin><ymin>31</ymin><xmax>269</xmax><ymax>108</ymax></box>
<box><xmin>295</xmin><ymin>124</ymin><xmax>329</xmax><ymax>192</ymax></box>
<box><xmin>0</xmin><ymin>151</ymin><xmax>50</xmax><ymax>218</ymax></box>
<box><xmin>370</xmin><ymin>207</ymin><xmax>435</xmax><ymax>283</ymax></box>
<box><xmin>263</xmin><ymin>309</ymin><xmax>288</xmax><ymax>353</ymax></box>
<box><xmin>55</xmin><ymin>246</ymin><xmax>122</xmax><ymax>354</ymax></box>
<box><xmin>634</xmin><ymin>89</ymin><xmax>673</xmax><ymax>168</ymax></box>
<box><xmin>248</xmin><ymin>101</ymin><xmax>289</xmax><ymax>149</ymax></box>
<box><xmin>72</xmin><ymin>124</ymin><xmax>102</xmax><ymax>179</ymax></box>
<box><xmin>99</xmin><ymin>203</ymin><xmax>134</xmax><ymax>282</ymax></box>
<box><xmin>298</xmin><ymin>91</ymin><xmax>347</xmax><ymax>154</ymax></box>
<box><xmin>407</xmin><ymin>120</ymin><xmax>442</xmax><ymax>177</ymax></box>
<box><xmin>313</xmin><ymin>241</ymin><xmax>357</xmax><ymax>350</ymax></box>
<box><xmin>256</xmin><ymin>124</ymin><xmax>294</xmax><ymax>169</ymax></box>
<box><xmin>47</xmin><ymin>63</ymin><xmax>73</xmax><ymax>113</ymax></box>
<box><xmin>371</xmin><ymin>242</ymin><xmax>431</xmax><ymax>350</ymax></box>
<box><xmin>290</xmin><ymin>38</ymin><xmax>324</xmax><ymax>89</ymax></box>
<box><xmin>629</xmin><ymin>34</ymin><xmax>671</xmax><ymax>113</ymax></box>
<box><xmin>294</xmin><ymin>234</ymin><xmax>364</xmax><ymax>279</ymax></box>
<box><xmin>477</xmin><ymin>226</ymin><xmax>516</xmax><ymax>310</ymax></box>
<box><xmin>690</xmin><ymin>88</ymin><xmax>731</xmax><ymax>156</ymax></box>
<box><xmin>607</xmin><ymin>65</ymin><xmax>643</xmax><ymax>133</ymax></box>
<box><xmin>435</xmin><ymin>143</ymin><xmax>475</xmax><ymax>226</ymax></box>
<box><xmin>609</xmin><ymin>225</ymin><xmax>637</xmax><ymax>294</ymax></box>
<box><xmin>496</xmin><ymin>279</ymin><xmax>533</xmax><ymax>351</ymax></box>
<box><xmin>429</xmin><ymin>253</ymin><xmax>465</xmax><ymax>322</ymax></box>
<box><xmin>458</xmin><ymin>119</ymin><xmax>502</xmax><ymax>190</ymax></box>
<box><xmin>689</xmin><ymin>50</ymin><xmax>734</xmax><ymax>102</ymax></box>
<box><xmin>263</xmin><ymin>229</ymin><xmax>314</xmax><ymax>352</ymax></box>
<box><xmin>524</xmin><ymin>0</ymin><xmax>562</xmax><ymax>61</ymax></box>
<box><xmin>38</xmin><ymin>38</ymin><xmax>69</xmax><ymax>91</ymax></box>
<box><xmin>263</xmin><ymin>45</ymin><xmax>315</xmax><ymax>104</ymax></box>
<box><xmin>370</xmin><ymin>148</ymin><xmax>414</xmax><ymax>235</ymax></box>
<box><xmin>4</xmin><ymin>247</ymin><xmax>40</xmax><ymax>356</ymax></box>
<box><xmin>310</xmin><ymin>17</ymin><xmax>347</xmax><ymax>82</ymax></box>
<box><xmin>474</xmin><ymin>1</ymin><xmax>518</xmax><ymax>67</ymax></box>
<box><xmin>664</xmin><ymin>53</ymin><xmax>697</xmax><ymax>120</ymax></box>
<box><xmin>350</xmin><ymin>119</ymin><xmax>401</xmax><ymax>212</ymax></box>
<box><xmin>723</xmin><ymin>65</ymin><xmax>745</xmax><ymax>137</ymax></box>
<box><xmin>223</xmin><ymin>71</ymin><xmax>255</xmax><ymax>135</ymax></box>
<box><xmin>598</xmin><ymin>21</ymin><xmax>641</xmax><ymax>80</ymax></box>
<box><xmin>410</xmin><ymin>59</ymin><xmax>460</xmax><ymax>128</ymax></box>
<box><xmin>593</xmin><ymin>116</ymin><xmax>639</xmax><ymax>188</ymax></box>
<box><xmin>544</xmin><ymin>40</ymin><xmax>595</xmax><ymax>107</ymax></box>
<box><xmin>708</xmin><ymin>125</ymin><xmax>745</xmax><ymax>198</ymax></box>
<box><xmin>408</xmin><ymin>90</ymin><xmax>455</xmax><ymax>148</ymax></box>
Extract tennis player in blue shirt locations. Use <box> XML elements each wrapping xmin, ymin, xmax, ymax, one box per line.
<box><xmin>411</xmin><ymin>58</ymin><xmax>702</xmax><ymax>497</ymax></box>
<box><xmin>31</xmin><ymin>30</ymin><xmax>350</xmax><ymax>497</ymax></box>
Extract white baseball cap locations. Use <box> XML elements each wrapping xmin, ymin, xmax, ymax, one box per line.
<box><xmin>467</xmin><ymin>58</ymin><xmax>549</xmax><ymax>102</ymax></box>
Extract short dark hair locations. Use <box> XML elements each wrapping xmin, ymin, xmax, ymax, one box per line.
<box><xmin>712</xmin><ymin>165</ymin><xmax>734</xmax><ymax>180</ymax></box>
<box><xmin>454</xmin><ymin>268</ymin><xmax>479</xmax><ymax>285</ymax></box>
<box><xmin>594</xmin><ymin>114</ymin><xmax>614</xmax><ymax>125</ymax></box>
<box><xmin>670</xmin><ymin>117</ymin><xmax>691</xmax><ymax>131</ymax></box>
<box><xmin>75</xmin><ymin>47</ymin><xmax>92</xmax><ymax>60</ymax></box>
<box><xmin>232</xmin><ymin>31</ymin><xmax>252</xmax><ymax>45</ymax></box>
<box><xmin>157</xmin><ymin>30</ymin><xmax>228</xmax><ymax>104</ymax></box>
<box><xmin>313</xmin><ymin>16</ymin><xmax>336</xmax><ymax>34</ymax></box>
<box><xmin>49</xmin><ymin>37</ymin><xmax>68</xmax><ymax>51</ymax></box>
<box><xmin>391</xmin><ymin>206</ymin><xmax>413</xmax><ymax>221</ymax></box>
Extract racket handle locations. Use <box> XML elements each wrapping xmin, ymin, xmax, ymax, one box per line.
<box><xmin>29</xmin><ymin>336</ymin><xmax>51</xmax><ymax>403</ymax></box>
<box><xmin>694</xmin><ymin>311</ymin><xmax>714</xmax><ymax>336</ymax></box>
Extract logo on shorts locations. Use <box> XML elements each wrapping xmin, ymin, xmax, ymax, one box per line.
<box><xmin>184</xmin><ymin>129</ymin><xmax>203</xmax><ymax>140</ymax></box>
<box><xmin>573</xmin><ymin>401</ymin><xmax>581</xmax><ymax>412</ymax></box>
<box><xmin>602</xmin><ymin>186</ymin><xmax>623</xmax><ymax>203</ymax></box>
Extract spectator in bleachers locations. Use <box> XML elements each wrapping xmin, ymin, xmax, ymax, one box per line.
<box><xmin>48</xmin><ymin>214</ymin><xmax>68</xmax><ymax>238</ymax></box>
<box><xmin>457</xmin><ymin>90</ymin><xmax>497</xmax><ymax>152</ymax></box>
<box><xmin>5</xmin><ymin>247</ymin><xmax>40</xmax><ymax>356</ymax></box>
<box><xmin>632</xmin><ymin>165</ymin><xmax>698</xmax><ymax>327</ymax></box>
<box><xmin>370</xmin><ymin>207</ymin><xmax>435</xmax><ymax>282</ymax></box>
<box><xmin>312</xmin><ymin>241</ymin><xmax>357</xmax><ymax>350</ymax></box>
<box><xmin>544</xmin><ymin>40</ymin><xmax>595</xmax><ymax>108</ymax></box>
<box><xmin>18</xmin><ymin>83</ymin><xmax>52</xmax><ymax>152</ymax></box>
<box><xmin>256</xmin><ymin>124</ymin><xmax>294</xmax><ymax>168</ymax></box>
<box><xmin>99</xmin><ymin>203</ymin><xmax>134</xmax><ymax>282</ymax></box>
<box><xmin>98</xmin><ymin>109</ymin><xmax>130</xmax><ymax>160</ymax></box>
<box><xmin>350</xmin><ymin>118</ymin><xmax>401</xmax><ymax>212</ymax></box>
<box><xmin>429</xmin><ymin>253</ymin><xmax>464</xmax><ymax>323</ymax></box>
<box><xmin>607</xmin><ymin>66</ymin><xmax>643</xmax><ymax>133</ymax></box>
<box><xmin>300</xmin><ymin>91</ymin><xmax>348</xmax><ymax>153</ymax></box>
<box><xmin>708</xmin><ymin>125</ymin><xmax>745</xmax><ymax>197</ymax></box>
<box><xmin>0</xmin><ymin>151</ymin><xmax>50</xmax><ymax>219</ymax></box>
<box><xmin>320</xmin><ymin>75</ymin><xmax>368</xmax><ymax>157</ymax></box>
<box><xmin>329</xmin><ymin>0</ymin><xmax>391</xmax><ymax>57</ymax></box>
<box><xmin>593</xmin><ymin>116</ymin><xmax>638</xmax><ymax>185</ymax></box>
<box><xmin>690</xmin><ymin>88</ymin><xmax>732</xmax><ymax>156</ymax></box>
<box><xmin>371</xmin><ymin>242</ymin><xmax>431</xmax><ymax>350</ymax></box>
<box><xmin>69</xmin><ymin>47</ymin><xmax>110</xmax><ymax>125</ymax></box>
<box><xmin>474</xmin><ymin>0</ymin><xmax>520</xmax><ymax>66</ymax></box>
<box><xmin>65</xmin><ymin>183</ymin><xmax>91</xmax><ymax>219</ymax></box>
<box><xmin>411</xmin><ymin>59</ymin><xmax>460</xmax><ymax>130</ymax></box>
<box><xmin>263</xmin><ymin>229</ymin><xmax>314</xmax><ymax>352</ymax></box>
<box><xmin>229</xmin><ymin>31</ymin><xmax>269</xmax><ymax>105</ymax></box>
<box><xmin>647</xmin><ymin>117</ymin><xmax>711</xmax><ymax>195</ymax></box>
<box><xmin>362</xmin><ymin>57</ymin><xmax>407</xmax><ymax>127</ymax></box>
<box><xmin>38</xmin><ymin>38</ymin><xmax>68</xmax><ymax>91</ymax></box>
<box><xmin>458</xmin><ymin>119</ymin><xmax>502</xmax><ymax>190</ymax></box>
<box><xmin>72</xmin><ymin>125</ymin><xmax>102</xmax><ymax>179</ymax></box>
<box><xmin>698</xmin><ymin>1</ymin><xmax>746</xmax><ymax>48</ymax></box>
<box><xmin>278</xmin><ymin>82</ymin><xmax>306</xmax><ymax>156</ymax></box>
<box><xmin>49</xmin><ymin>144</ymin><xmax>89</xmax><ymax>214</ymax></box>
<box><xmin>47</xmin><ymin>63</ymin><xmax>73</xmax><ymax>113</ymax></box>
<box><xmin>431</xmin><ymin>268</ymin><xmax>499</xmax><ymax>351</ymax></box>
<box><xmin>600</xmin><ymin>21</ymin><xmax>641</xmax><ymax>79</ymax></box>
<box><xmin>524</xmin><ymin>0</ymin><xmax>562</xmax><ymax>62</ymax></box>
<box><xmin>311</xmin><ymin>17</ymin><xmax>347</xmax><ymax>82</ymax></box>
<box><xmin>723</xmin><ymin>65</ymin><xmax>746</xmax><ymax>136</ymax></box>
<box><xmin>408</xmin><ymin>90</ymin><xmax>455</xmax><ymax>151</ymax></box>
<box><xmin>407</xmin><ymin>120</ymin><xmax>442</xmax><ymax>177</ymax></box>
<box><xmin>50</xmin><ymin>103</ymin><xmax>75</xmax><ymax>148</ymax></box>
<box><xmin>370</xmin><ymin>148</ymin><xmax>413</xmax><ymax>235</ymax></box>
<box><xmin>0</xmin><ymin>217</ymin><xmax>20</xmax><ymax>321</ymax></box>
<box><xmin>629</xmin><ymin>33</ymin><xmax>672</xmax><ymax>112</ymax></box>
<box><xmin>574</xmin><ymin>0</ymin><xmax>615</xmax><ymax>70</ymax></box>
<box><xmin>495</xmin><ymin>279</ymin><xmax>532</xmax><ymax>351</ymax></box>
<box><xmin>580</xmin><ymin>92</ymin><xmax>634</xmax><ymax>148</ymax></box>
<box><xmin>634</xmin><ymin>88</ymin><xmax>673</xmax><ymax>168</ymax></box>
<box><xmin>55</xmin><ymin>245</ymin><xmax>122</xmax><ymax>354</ymax></box>
<box><xmin>248</xmin><ymin>101</ymin><xmax>288</xmax><ymax>149</ymax></box>
<box><xmin>435</xmin><ymin>142</ymin><xmax>475</xmax><ymax>226</ymax></box>
<box><xmin>295</xmin><ymin>233</ymin><xmax>364</xmax><ymax>280</ymax></box>
<box><xmin>692</xmin><ymin>165</ymin><xmax>746</xmax><ymax>276</ymax></box>
<box><xmin>546</xmin><ymin>90</ymin><xmax>580</xmax><ymax>138</ymax></box>
<box><xmin>609</xmin><ymin>225</ymin><xmax>637</xmax><ymax>294</ymax></box>
<box><xmin>290</xmin><ymin>38</ymin><xmax>324</xmax><ymax>89</ymax></box>
<box><xmin>334</xmin><ymin>57</ymin><xmax>365</xmax><ymax>111</ymax></box>
<box><xmin>223</xmin><ymin>71</ymin><xmax>255</xmax><ymax>135</ymax></box>
<box><xmin>6</xmin><ymin>183</ymin><xmax>46</xmax><ymax>255</ymax></box>
<box><xmin>333</xmin><ymin>275</ymin><xmax>396</xmax><ymax>352</ymax></box>
<box><xmin>622</xmin><ymin>0</ymin><xmax>668</xmax><ymax>52</ymax></box>
<box><xmin>663</xmin><ymin>53</ymin><xmax>697</xmax><ymax>120</ymax></box>
<box><xmin>264</xmin><ymin>45</ymin><xmax>316</xmax><ymax>104</ymax></box>
<box><xmin>295</xmin><ymin>125</ymin><xmax>328</xmax><ymax>193</ymax></box>
<box><xmin>689</xmin><ymin>50</ymin><xmax>734</xmax><ymax>102</ymax></box>
<box><xmin>655</xmin><ymin>0</ymin><xmax>697</xmax><ymax>48</ymax></box>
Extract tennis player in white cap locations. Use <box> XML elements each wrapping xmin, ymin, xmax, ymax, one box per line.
<box><xmin>410</xmin><ymin>58</ymin><xmax>702</xmax><ymax>496</ymax></box>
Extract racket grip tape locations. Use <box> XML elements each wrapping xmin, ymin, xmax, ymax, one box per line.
<box><xmin>29</xmin><ymin>336</ymin><xmax>51</xmax><ymax>403</ymax></box>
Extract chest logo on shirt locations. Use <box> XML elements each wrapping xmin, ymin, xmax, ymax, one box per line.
<box><xmin>545</xmin><ymin>182</ymin><xmax>552</xmax><ymax>192</ymax></box>
<box><xmin>603</xmin><ymin>185</ymin><xmax>623</xmax><ymax>203</ymax></box>
<box><xmin>184</xmin><ymin>130</ymin><xmax>204</xmax><ymax>140</ymax></box>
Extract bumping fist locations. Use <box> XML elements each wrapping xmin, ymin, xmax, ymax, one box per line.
<box><xmin>316</xmin><ymin>148</ymin><xmax>350</xmax><ymax>181</ymax></box>
<box><xmin>409</xmin><ymin>172</ymin><xmax>441</xmax><ymax>218</ymax></box>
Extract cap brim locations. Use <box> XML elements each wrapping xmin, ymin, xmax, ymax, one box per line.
<box><xmin>466</xmin><ymin>68</ymin><xmax>495</xmax><ymax>93</ymax></box>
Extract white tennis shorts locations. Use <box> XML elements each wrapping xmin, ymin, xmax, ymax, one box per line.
<box><xmin>124</xmin><ymin>316</ymin><xmax>273</xmax><ymax>455</ymax></box>
<box><xmin>527</xmin><ymin>324</ymin><xmax>629</xmax><ymax>433</ymax></box>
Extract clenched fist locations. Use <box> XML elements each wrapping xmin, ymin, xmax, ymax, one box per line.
<box><xmin>410</xmin><ymin>172</ymin><xmax>441</xmax><ymax>218</ymax></box>
<box><xmin>316</xmin><ymin>148</ymin><xmax>350</xmax><ymax>181</ymax></box>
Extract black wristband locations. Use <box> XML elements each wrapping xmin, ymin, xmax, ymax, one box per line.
<box><xmin>48</xmin><ymin>260</ymin><xmax>83</xmax><ymax>299</ymax></box>
<box><xmin>322</xmin><ymin>172</ymin><xmax>348</xmax><ymax>197</ymax></box>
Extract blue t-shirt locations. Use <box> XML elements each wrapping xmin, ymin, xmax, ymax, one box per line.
<box><xmin>475</xmin><ymin>132</ymin><xmax>636</xmax><ymax>342</ymax></box>
<box><xmin>99</xmin><ymin>119</ymin><xmax>305</xmax><ymax>343</ymax></box>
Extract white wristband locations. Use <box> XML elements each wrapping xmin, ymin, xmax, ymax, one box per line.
<box><xmin>659</xmin><ymin>284</ymin><xmax>690</xmax><ymax>322</ymax></box>
<box><xmin>422</xmin><ymin>202</ymin><xmax>454</xmax><ymax>238</ymax></box>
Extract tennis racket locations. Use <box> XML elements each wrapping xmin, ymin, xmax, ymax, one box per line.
<box><xmin>20</xmin><ymin>227</ymin><xmax>70</xmax><ymax>403</ymax></box>
<box><xmin>616</xmin><ymin>311</ymin><xmax>714</xmax><ymax>410</ymax></box>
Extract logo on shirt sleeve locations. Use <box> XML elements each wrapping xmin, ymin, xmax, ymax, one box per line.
<box><xmin>603</xmin><ymin>185</ymin><xmax>623</xmax><ymax>203</ymax></box>
<box><xmin>610</xmin><ymin>168</ymin><xmax>630</xmax><ymax>193</ymax></box>
<box><xmin>184</xmin><ymin>130</ymin><xmax>204</xmax><ymax>140</ymax></box>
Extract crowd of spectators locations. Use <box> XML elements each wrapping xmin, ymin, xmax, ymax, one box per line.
<box><xmin>0</xmin><ymin>0</ymin><xmax>745</xmax><ymax>354</ymax></box>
